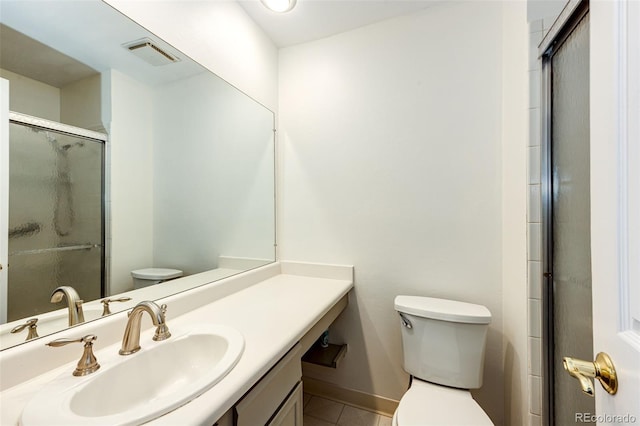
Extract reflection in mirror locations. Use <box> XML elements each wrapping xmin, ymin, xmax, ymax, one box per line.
<box><xmin>0</xmin><ymin>0</ymin><xmax>275</xmax><ymax>350</ymax></box>
<box><xmin>7</xmin><ymin>117</ymin><xmax>106</xmax><ymax>323</ymax></box>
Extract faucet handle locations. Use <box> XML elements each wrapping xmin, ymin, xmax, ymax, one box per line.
<box><xmin>11</xmin><ymin>318</ymin><xmax>39</xmax><ymax>341</ymax></box>
<box><xmin>153</xmin><ymin>304</ymin><xmax>171</xmax><ymax>341</ymax></box>
<box><xmin>101</xmin><ymin>297</ymin><xmax>132</xmax><ymax>316</ymax></box>
<box><xmin>47</xmin><ymin>334</ymin><xmax>100</xmax><ymax>376</ymax></box>
<box><xmin>47</xmin><ymin>334</ymin><xmax>95</xmax><ymax>347</ymax></box>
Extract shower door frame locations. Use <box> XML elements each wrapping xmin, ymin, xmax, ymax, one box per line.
<box><xmin>539</xmin><ymin>1</ymin><xmax>590</xmax><ymax>424</ymax></box>
<box><xmin>1</xmin><ymin>112</ymin><xmax>109</xmax><ymax>322</ymax></box>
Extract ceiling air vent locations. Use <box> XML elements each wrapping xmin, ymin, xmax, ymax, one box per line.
<box><xmin>123</xmin><ymin>38</ymin><xmax>180</xmax><ymax>66</ymax></box>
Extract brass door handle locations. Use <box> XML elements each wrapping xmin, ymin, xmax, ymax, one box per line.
<box><xmin>563</xmin><ymin>352</ymin><xmax>618</xmax><ymax>396</ymax></box>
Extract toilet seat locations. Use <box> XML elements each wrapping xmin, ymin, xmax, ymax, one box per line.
<box><xmin>393</xmin><ymin>379</ymin><xmax>493</xmax><ymax>426</ymax></box>
<box><xmin>131</xmin><ymin>268</ymin><xmax>183</xmax><ymax>280</ymax></box>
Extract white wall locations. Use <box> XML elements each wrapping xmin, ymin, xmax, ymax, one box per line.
<box><xmin>152</xmin><ymin>72</ymin><xmax>275</xmax><ymax>274</ymax></box>
<box><xmin>103</xmin><ymin>70</ymin><xmax>154</xmax><ymax>294</ymax></box>
<box><xmin>103</xmin><ymin>0</ymin><xmax>279</xmax><ymax>112</ymax></box>
<box><xmin>279</xmin><ymin>2</ymin><xmax>511</xmax><ymax>423</ymax></box>
<box><xmin>0</xmin><ymin>69</ymin><xmax>60</xmax><ymax>121</ymax></box>
<box><xmin>501</xmin><ymin>2</ymin><xmax>529</xmax><ymax>425</ymax></box>
<box><xmin>60</xmin><ymin>74</ymin><xmax>103</xmax><ymax>132</ymax></box>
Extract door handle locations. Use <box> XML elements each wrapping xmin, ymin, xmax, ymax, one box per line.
<box><xmin>563</xmin><ymin>352</ymin><xmax>618</xmax><ymax>396</ymax></box>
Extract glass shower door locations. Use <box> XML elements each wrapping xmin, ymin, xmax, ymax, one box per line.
<box><xmin>7</xmin><ymin>119</ymin><xmax>104</xmax><ymax>321</ymax></box>
<box><xmin>547</xmin><ymin>11</ymin><xmax>593</xmax><ymax>424</ymax></box>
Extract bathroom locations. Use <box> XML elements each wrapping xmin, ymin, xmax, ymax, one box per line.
<box><xmin>0</xmin><ymin>0</ymin><xmax>638</xmax><ymax>425</ymax></box>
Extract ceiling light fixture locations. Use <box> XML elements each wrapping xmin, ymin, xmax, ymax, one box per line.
<box><xmin>260</xmin><ymin>0</ymin><xmax>297</xmax><ymax>13</ymax></box>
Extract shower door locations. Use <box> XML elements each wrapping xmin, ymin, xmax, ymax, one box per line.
<box><xmin>5</xmin><ymin>114</ymin><xmax>105</xmax><ymax>322</ymax></box>
<box><xmin>542</xmin><ymin>5</ymin><xmax>593</xmax><ymax>425</ymax></box>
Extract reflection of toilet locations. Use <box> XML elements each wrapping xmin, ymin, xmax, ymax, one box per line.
<box><xmin>131</xmin><ymin>268</ymin><xmax>183</xmax><ymax>289</ymax></box>
<box><xmin>393</xmin><ymin>296</ymin><xmax>493</xmax><ymax>425</ymax></box>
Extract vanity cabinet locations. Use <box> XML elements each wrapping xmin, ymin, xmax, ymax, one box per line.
<box><xmin>235</xmin><ymin>343</ymin><xmax>302</xmax><ymax>426</ymax></box>
<box><xmin>211</xmin><ymin>293</ymin><xmax>350</xmax><ymax>426</ymax></box>
<box><xmin>214</xmin><ymin>345</ymin><xmax>303</xmax><ymax>426</ymax></box>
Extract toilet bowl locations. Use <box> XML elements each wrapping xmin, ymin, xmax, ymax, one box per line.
<box><xmin>393</xmin><ymin>295</ymin><xmax>493</xmax><ymax>425</ymax></box>
<box><xmin>131</xmin><ymin>268</ymin><xmax>183</xmax><ymax>289</ymax></box>
<box><xmin>392</xmin><ymin>379</ymin><xmax>492</xmax><ymax>425</ymax></box>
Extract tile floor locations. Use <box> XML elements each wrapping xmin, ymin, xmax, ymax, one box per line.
<box><xmin>303</xmin><ymin>393</ymin><xmax>392</xmax><ymax>426</ymax></box>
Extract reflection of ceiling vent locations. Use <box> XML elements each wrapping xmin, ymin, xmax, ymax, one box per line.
<box><xmin>123</xmin><ymin>38</ymin><xmax>179</xmax><ymax>66</ymax></box>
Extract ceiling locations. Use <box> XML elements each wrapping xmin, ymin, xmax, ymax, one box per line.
<box><xmin>0</xmin><ymin>1</ymin><xmax>204</xmax><ymax>89</ymax></box>
<box><xmin>236</xmin><ymin>0</ymin><xmax>445</xmax><ymax>47</ymax></box>
<box><xmin>1</xmin><ymin>0</ymin><xmax>447</xmax><ymax>88</ymax></box>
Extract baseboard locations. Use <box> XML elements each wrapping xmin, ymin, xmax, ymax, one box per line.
<box><xmin>302</xmin><ymin>376</ymin><xmax>399</xmax><ymax>417</ymax></box>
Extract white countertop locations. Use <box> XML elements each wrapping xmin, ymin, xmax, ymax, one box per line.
<box><xmin>0</xmin><ymin>262</ymin><xmax>353</xmax><ymax>425</ymax></box>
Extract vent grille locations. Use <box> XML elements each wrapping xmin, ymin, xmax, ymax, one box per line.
<box><xmin>123</xmin><ymin>38</ymin><xmax>179</xmax><ymax>66</ymax></box>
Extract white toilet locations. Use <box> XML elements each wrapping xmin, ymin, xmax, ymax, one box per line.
<box><xmin>393</xmin><ymin>295</ymin><xmax>494</xmax><ymax>425</ymax></box>
<box><xmin>131</xmin><ymin>268</ymin><xmax>183</xmax><ymax>289</ymax></box>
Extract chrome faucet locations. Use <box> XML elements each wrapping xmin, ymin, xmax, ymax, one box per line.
<box><xmin>119</xmin><ymin>301</ymin><xmax>171</xmax><ymax>355</ymax></box>
<box><xmin>50</xmin><ymin>286</ymin><xmax>85</xmax><ymax>326</ymax></box>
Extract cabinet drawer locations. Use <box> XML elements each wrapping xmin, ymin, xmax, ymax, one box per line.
<box><xmin>235</xmin><ymin>343</ymin><xmax>302</xmax><ymax>426</ymax></box>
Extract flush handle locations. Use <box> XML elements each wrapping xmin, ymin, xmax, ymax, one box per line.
<box><xmin>563</xmin><ymin>352</ymin><xmax>618</xmax><ymax>396</ymax></box>
<box><xmin>398</xmin><ymin>312</ymin><xmax>412</xmax><ymax>329</ymax></box>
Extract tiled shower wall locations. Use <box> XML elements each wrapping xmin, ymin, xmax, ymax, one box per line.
<box><xmin>527</xmin><ymin>16</ymin><xmax>554</xmax><ymax>426</ymax></box>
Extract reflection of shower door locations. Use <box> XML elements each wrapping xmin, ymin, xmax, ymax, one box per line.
<box><xmin>5</xmin><ymin>114</ymin><xmax>105</xmax><ymax>322</ymax></box>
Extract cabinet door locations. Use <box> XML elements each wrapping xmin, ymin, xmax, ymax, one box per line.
<box><xmin>268</xmin><ymin>382</ymin><xmax>303</xmax><ymax>426</ymax></box>
<box><xmin>235</xmin><ymin>344</ymin><xmax>302</xmax><ymax>426</ymax></box>
<box><xmin>213</xmin><ymin>409</ymin><xmax>233</xmax><ymax>426</ymax></box>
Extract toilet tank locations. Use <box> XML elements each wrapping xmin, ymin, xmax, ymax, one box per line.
<box><xmin>394</xmin><ymin>296</ymin><xmax>491</xmax><ymax>389</ymax></box>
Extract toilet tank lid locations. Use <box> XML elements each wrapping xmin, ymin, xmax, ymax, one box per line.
<box><xmin>394</xmin><ymin>296</ymin><xmax>491</xmax><ymax>324</ymax></box>
<box><xmin>131</xmin><ymin>268</ymin><xmax>183</xmax><ymax>280</ymax></box>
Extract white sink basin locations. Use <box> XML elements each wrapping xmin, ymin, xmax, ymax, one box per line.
<box><xmin>20</xmin><ymin>324</ymin><xmax>244</xmax><ymax>425</ymax></box>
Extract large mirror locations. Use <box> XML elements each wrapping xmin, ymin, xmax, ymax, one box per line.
<box><xmin>0</xmin><ymin>0</ymin><xmax>275</xmax><ymax>349</ymax></box>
